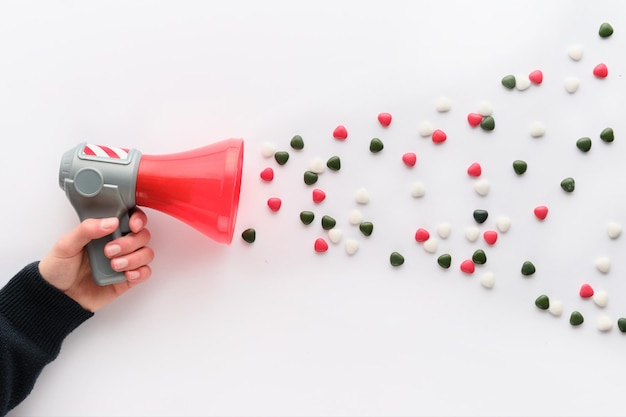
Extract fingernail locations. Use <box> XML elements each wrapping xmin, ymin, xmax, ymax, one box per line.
<box><xmin>106</xmin><ymin>244</ymin><xmax>121</xmax><ymax>257</ymax></box>
<box><xmin>126</xmin><ymin>270</ymin><xmax>140</xmax><ymax>280</ymax></box>
<box><xmin>101</xmin><ymin>218</ymin><xmax>118</xmax><ymax>230</ymax></box>
<box><xmin>112</xmin><ymin>258</ymin><xmax>128</xmax><ymax>270</ymax></box>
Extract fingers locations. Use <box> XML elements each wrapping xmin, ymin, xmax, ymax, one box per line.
<box><xmin>53</xmin><ymin>217</ymin><xmax>119</xmax><ymax>258</ymax></box>
<box><xmin>128</xmin><ymin>208</ymin><xmax>148</xmax><ymax>234</ymax></box>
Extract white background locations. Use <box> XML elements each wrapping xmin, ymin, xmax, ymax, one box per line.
<box><xmin>2</xmin><ymin>1</ymin><xmax>626</xmax><ymax>416</ymax></box>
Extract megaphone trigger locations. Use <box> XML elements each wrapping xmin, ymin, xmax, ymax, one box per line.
<box><xmin>59</xmin><ymin>139</ymin><xmax>244</xmax><ymax>286</ymax></box>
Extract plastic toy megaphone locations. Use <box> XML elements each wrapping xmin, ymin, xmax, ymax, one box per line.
<box><xmin>59</xmin><ymin>139</ymin><xmax>244</xmax><ymax>286</ymax></box>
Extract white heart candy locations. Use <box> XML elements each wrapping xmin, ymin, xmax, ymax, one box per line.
<box><xmin>437</xmin><ymin>223</ymin><xmax>452</xmax><ymax>239</ymax></box>
<box><xmin>354</xmin><ymin>187</ymin><xmax>370</xmax><ymax>204</ymax></box>
<box><xmin>595</xmin><ymin>257</ymin><xmax>611</xmax><ymax>274</ymax></box>
<box><xmin>607</xmin><ymin>222</ymin><xmax>622</xmax><ymax>239</ymax></box>
<box><xmin>344</xmin><ymin>238</ymin><xmax>359</xmax><ymax>255</ymax></box>
<box><xmin>423</xmin><ymin>238</ymin><xmax>438</xmax><ymax>253</ymax></box>
<box><xmin>474</xmin><ymin>179</ymin><xmax>490</xmax><ymax>196</ymax></box>
<box><xmin>480</xmin><ymin>272</ymin><xmax>495</xmax><ymax>289</ymax></box>
<box><xmin>328</xmin><ymin>228</ymin><xmax>343</xmax><ymax>244</ymax></box>
<box><xmin>496</xmin><ymin>216</ymin><xmax>512</xmax><ymax>233</ymax></box>
<box><xmin>548</xmin><ymin>299</ymin><xmax>563</xmax><ymax>317</ymax></box>
<box><xmin>410</xmin><ymin>181</ymin><xmax>426</xmax><ymax>198</ymax></box>
<box><xmin>567</xmin><ymin>44</ymin><xmax>584</xmax><ymax>61</ymax></box>
<box><xmin>465</xmin><ymin>226</ymin><xmax>480</xmax><ymax>242</ymax></box>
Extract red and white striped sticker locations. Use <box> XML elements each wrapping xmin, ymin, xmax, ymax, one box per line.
<box><xmin>81</xmin><ymin>144</ymin><xmax>130</xmax><ymax>160</ymax></box>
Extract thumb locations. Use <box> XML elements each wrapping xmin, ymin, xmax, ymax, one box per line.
<box><xmin>53</xmin><ymin>218</ymin><xmax>119</xmax><ymax>258</ymax></box>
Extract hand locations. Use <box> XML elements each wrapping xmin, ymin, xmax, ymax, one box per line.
<box><xmin>38</xmin><ymin>209</ymin><xmax>155</xmax><ymax>312</ymax></box>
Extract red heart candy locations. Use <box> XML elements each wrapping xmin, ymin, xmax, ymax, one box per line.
<box><xmin>534</xmin><ymin>205</ymin><xmax>548</xmax><ymax>220</ymax></box>
<box><xmin>467</xmin><ymin>113</ymin><xmax>483</xmax><ymax>127</ymax></box>
<box><xmin>260</xmin><ymin>167</ymin><xmax>274</xmax><ymax>182</ymax></box>
<box><xmin>314</xmin><ymin>238</ymin><xmax>329</xmax><ymax>253</ymax></box>
<box><xmin>529</xmin><ymin>69</ymin><xmax>543</xmax><ymax>85</ymax></box>
<box><xmin>593</xmin><ymin>63</ymin><xmax>608</xmax><ymax>78</ymax></box>
<box><xmin>267</xmin><ymin>197</ymin><xmax>282</xmax><ymax>212</ymax></box>
<box><xmin>333</xmin><ymin>125</ymin><xmax>348</xmax><ymax>140</ymax></box>
<box><xmin>483</xmin><ymin>230</ymin><xmax>498</xmax><ymax>245</ymax></box>
<box><xmin>414</xmin><ymin>228</ymin><xmax>430</xmax><ymax>243</ymax></box>
<box><xmin>432</xmin><ymin>129</ymin><xmax>447</xmax><ymax>144</ymax></box>
<box><xmin>460</xmin><ymin>259</ymin><xmax>475</xmax><ymax>274</ymax></box>
<box><xmin>312</xmin><ymin>188</ymin><xmax>326</xmax><ymax>203</ymax></box>
<box><xmin>579</xmin><ymin>283</ymin><xmax>594</xmax><ymax>298</ymax></box>
<box><xmin>402</xmin><ymin>152</ymin><xmax>417</xmax><ymax>167</ymax></box>
<box><xmin>378</xmin><ymin>112</ymin><xmax>392</xmax><ymax>127</ymax></box>
<box><xmin>467</xmin><ymin>162</ymin><xmax>482</xmax><ymax>177</ymax></box>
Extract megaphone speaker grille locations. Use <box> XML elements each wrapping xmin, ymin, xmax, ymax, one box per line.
<box><xmin>135</xmin><ymin>138</ymin><xmax>244</xmax><ymax>244</ymax></box>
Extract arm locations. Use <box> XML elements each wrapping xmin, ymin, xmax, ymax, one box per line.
<box><xmin>0</xmin><ymin>209</ymin><xmax>154</xmax><ymax>416</ymax></box>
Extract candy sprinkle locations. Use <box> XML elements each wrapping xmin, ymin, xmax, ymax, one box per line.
<box><xmin>327</xmin><ymin>156</ymin><xmax>341</xmax><ymax>171</ymax></box>
<box><xmin>599</xmin><ymin>22</ymin><xmax>614</xmax><ymax>38</ymax></box>
<box><xmin>579</xmin><ymin>283</ymin><xmax>594</xmax><ymax>298</ymax></box>
<box><xmin>309</xmin><ymin>157</ymin><xmax>326</xmax><ymax>174</ymax></box>
<box><xmin>521</xmin><ymin>261</ymin><xmax>536</xmax><ymax>276</ymax></box>
<box><xmin>600</xmin><ymin>127</ymin><xmax>614</xmax><ymax>143</ymax></box>
<box><xmin>414</xmin><ymin>228</ymin><xmax>430</xmax><ymax>243</ymax></box>
<box><xmin>290</xmin><ymin>135</ymin><xmax>304</xmax><ymax>150</ymax></box>
<box><xmin>513</xmin><ymin>160</ymin><xmax>528</xmax><ymax>175</ymax></box>
<box><xmin>576</xmin><ymin>137</ymin><xmax>592</xmax><ymax>152</ymax></box>
<box><xmin>496</xmin><ymin>216</ymin><xmax>512</xmax><ymax>233</ymax></box>
<box><xmin>472</xmin><ymin>249</ymin><xmax>487</xmax><ymax>265</ymax></box>
<box><xmin>274</xmin><ymin>151</ymin><xmax>290</xmax><ymax>165</ymax></box>
<box><xmin>570</xmin><ymin>311</ymin><xmax>584</xmax><ymax>326</ymax></box>
<box><xmin>435</xmin><ymin>96</ymin><xmax>452</xmax><ymax>112</ymax></box>
<box><xmin>618</xmin><ymin>318</ymin><xmax>626</xmax><ymax>333</ymax></box>
<box><xmin>593</xmin><ymin>63</ymin><xmax>608</xmax><ymax>78</ymax></box>
<box><xmin>402</xmin><ymin>152</ymin><xmax>417</xmax><ymax>167</ymax></box>
<box><xmin>480</xmin><ymin>116</ymin><xmax>495</xmax><ymax>131</ymax></box>
<box><xmin>378</xmin><ymin>112</ymin><xmax>392</xmax><ymax>127</ymax></box>
<box><xmin>423</xmin><ymin>238</ymin><xmax>438</xmax><ymax>253</ymax></box>
<box><xmin>321</xmin><ymin>215</ymin><xmax>337</xmax><ymax>230</ymax></box>
<box><xmin>300</xmin><ymin>211</ymin><xmax>315</xmax><ymax>225</ymax></box>
<box><xmin>314</xmin><ymin>238</ymin><xmax>329</xmax><ymax>253</ymax></box>
<box><xmin>370</xmin><ymin>138</ymin><xmax>384</xmax><ymax>153</ymax></box>
<box><xmin>535</xmin><ymin>294</ymin><xmax>550</xmax><ymax>310</ymax></box>
<box><xmin>501</xmin><ymin>74</ymin><xmax>516</xmax><ymax>89</ymax></box>
<box><xmin>312</xmin><ymin>188</ymin><xmax>326</xmax><ymax>204</ymax></box>
<box><xmin>333</xmin><ymin>125</ymin><xmax>348</xmax><ymax>140</ymax></box>
<box><xmin>390</xmin><ymin>251</ymin><xmax>405</xmax><ymax>266</ymax></box>
<box><xmin>560</xmin><ymin>177</ymin><xmax>575</xmax><ymax>193</ymax></box>
<box><xmin>598</xmin><ymin>315</ymin><xmax>613</xmax><ymax>332</ymax></box>
<box><xmin>304</xmin><ymin>171</ymin><xmax>318</xmax><ymax>185</ymax></box>
<box><xmin>529</xmin><ymin>121</ymin><xmax>546</xmax><ymax>138</ymax></box>
<box><xmin>418</xmin><ymin>121</ymin><xmax>434</xmax><ymax>137</ymax></box>
<box><xmin>465</xmin><ymin>226</ymin><xmax>480</xmax><ymax>243</ymax></box>
<box><xmin>564</xmin><ymin>76</ymin><xmax>580</xmax><ymax>94</ymax></box>
<box><xmin>260</xmin><ymin>167</ymin><xmax>274</xmax><ymax>182</ymax></box>
<box><xmin>595</xmin><ymin>256</ymin><xmax>611</xmax><ymax>273</ymax></box>
<box><xmin>515</xmin><ymin>74</ymin><xmax>531</xmax><ymax>91</ymax></box>
<box><xmin>460</xmin><ymin>259</ymin><xmax>475</xmax><ymax>274</ymax></box>
<box><xmin>328</xmin><ymin>228</ymin><xmax>343</xmax><ymax>244</ymax></box>
<box><xmin>483</xmin><ymin>230</ymin><xmax>498</xmax><ymax>245</ymax></box>
<box><xmin>477</xmin><ymin>101</ymin><xmax>493</xmax><ymax>116</ymax></box>
<box><xmin>355</xmin><ymin>187</ymin><xmax>370</xmax><ymax>204</ymax></box>
<box><xmin>410</xmin><ymin>182</ymin><xmax>426</xmax><ymax>198</ymax></box>
<box><xmin>261</xmin><ymin>142</ymin><xmax>276</xmax><ymax>158</ymax></box>
<box><xmin>534</xmin><ymin>205</ymin><xmax>549</xmax><ymax>220</ymax></box>
<box><xmin>529</xmin><ymin>70</ymin><xmax>543</xmax><ymax>85</ymax></box>
<box><xmin>349</xmin><ymin>209</ymin><xmax>364</xmax><ymax>225</ymax></box>
<box><xmin>467</xmin><ymin>113</ymin><xmax>483</xmax><ymax>127</ymax></box>
<box><xmin>437</xmin><ymin>253</ymin><xmax>452</xmax><ymax>269</ymax></box>
<box><xmin>567</xmin><ymin>44</ymin><xmax>584</xmax><ymax>61</ymax></box>
<box><xmin>241</xmin><ymin>228</ymin><xmax>256</xmax><ymax>243</ymax></box>
<box><xmin>593</xmin><ymin>290</ymin><xmax>609</xmax><ymax>308</ymax></box>
<box><xmin>548</xmin><ymin>299</ymin><xmax>563</xmax><ymax>317</ymax></box>
<box><xmin>359</xmin><ymin>221</ymin><xmax>374</xmax><ymax>237</ymax></box>
<box><xmin>473</xmin><ymin>209</ymin><xmax>489</xmax><ymax>224</ymax></box>
<box><xmin>474</xmin><ymin>179</ymin><xmax>490</xmax><ymax>196</ymax></box>
<box><xmin>267</xmin><ymin>197</ymin><xmax>282</xmax><ymax>212</ymax></box>
<box><xmin>431</xmin><ymin>129</ymin><xmax>447</xmax><ymax>144</ymax></box>
<box><xmin>345</xmin><ymin>238</ymin><xmax>359</xmax><ymax>255</ymax></box>
<box><xmin>467</xmin><ymin>162</ymin><xmax>482</xmax><ymax>177</ymax></box>
<box><xmin>607</xmin><ymin>222</ymin><xmax>622</xmax><ymax>239</ymax></box>
<box><xmin>437</xmin><ymin>223</ymin><xmax>452</xmax><ymax>239</ymax></box>
<box><xmin>480</xmin><ymin>272</ymin><xmax>495</xmax><ymax>289</ymax></box>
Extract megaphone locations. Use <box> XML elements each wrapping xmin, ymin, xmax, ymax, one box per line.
<box><xmin>58</xmin><ymin>139</ymin><xmax>244</xmax><ymax>286</ymax></box>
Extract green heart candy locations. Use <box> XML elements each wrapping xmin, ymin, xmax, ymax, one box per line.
<box><xmin>570</xmin><ymin>311</ymin><xmax>584</xmax><ymax>326</ymax></box>
<box><xmin>521</xmin><ymin>261</ymin><xmax>536</xmax><ymax>276</ymax></box>
<box><xmin>390</xmin><ymin>251</ymin><xmax>405</xmax><ymax>267</ymax></box>
<box><xmin>501</xmin><ymin>74</ymin><xmax>516</xmax><ymax>89</ymax></box>
<box><xmin>274</xmin><ymin>151</ymin><xmax>290</xmax><ymax>165</ymax></box>
<box><xmin>576</xmin><ymin>137</ymin><xmax>592</xmax><ymax>152</ymax></box>
<box><xmin>473</xmin><ymin>209</ymin><xmax>489</xmax><ymax>224</ymax></box>
<box><xmin>290</xmin><ymin>135</ymin><xmax>304</xmax><ymax>150</ymax></box>
<box><xmin>359</xmin><ymin>221</ymin><xmax>374</xmax><ymax>236</ymax></box>
<box><xmin>369</xmin><ymin>138</ymin><xmax>384</xmax><ymax>153</ymax></box>
<box><xmin>618</xmin><ymin>318</ymin><xmax>626</xmax><ymax>333</ymax></box>
<box><xmin>599</xmin><ymin>22</ymin><xmax>614</xmax><ymax>38</ymax></box>
<box><xmin>299</xmin><ymin>211</ymin><xmax>315</xmax><ymax>225</ymax></box>
<box><xmin>600</xmin><ymin>127</ymin><xmax>614</xmax><ymax>143</ymax></box>
<box><xmin>560</xmin><ymin>177</ymin><xmax>575</xmax><ymax>193</ymax></box>
<box><xmin>321</xmin><ymin>215</ymin><xmax>336</xmax><ymax>230</ymax></box>
<box><xmin>241</xmin><ymin>228</ymin><xmax>256</xmax><ymax>243</ymax></box>
<box><xmin>480</xmin><ymin>115</ymin><xmax>495</xmax><ymax>131</ymax></box>
<box><xmin>304</xmin><ymin>170</ymin><xmax>318</xmax><ymax>185</ymax></box>
<box><xmin>513</xmin><ymin>160</ymin><xmax>528</xmax><ymax>175</ymax></box>
<box><xmin>326</xmin><ymin>155</ymin><xmax>341</xmax><ymax>171</ymax></box>
<box><xmin>472</xmin><ymin>249</ymin><xmax>487</xmax><ymax>265</ymax></box>
<box><xmin>535</xmin><ymin>294</ymin><xmax>550</xmax><ymax>310</ymax></box>
<box><xmin>437</xmin><ymin>253</ymin><xmax>452</xmax><ymax>269</ymax></box>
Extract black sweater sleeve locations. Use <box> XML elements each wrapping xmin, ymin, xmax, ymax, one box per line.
<box><xmin>0</xmin><ymin>262</ymin><xmax>94</xmax><ymax>416</ymax></box>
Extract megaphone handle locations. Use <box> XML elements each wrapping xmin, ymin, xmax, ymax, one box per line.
<box><xmin>85</xmin><ymin>211</ymin><xmax>131</xmax><ymax>286</ymax></box>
